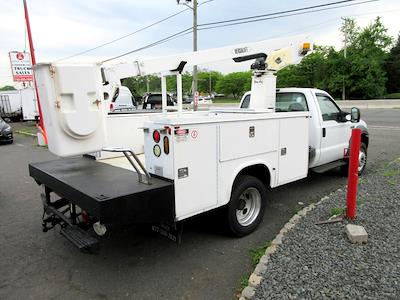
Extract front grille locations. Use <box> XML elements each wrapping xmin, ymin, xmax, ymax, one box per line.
<box><xmin>0</xmin><ymin>131</ymin><xmax>12</xmax><ymax>139</ymax></box>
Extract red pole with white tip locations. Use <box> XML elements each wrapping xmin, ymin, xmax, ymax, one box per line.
<box><xmin>346</xmin><ymin>128</ymin><xmax>361</xmax><ymax>219</ymax></box>
<box><xmin>23</xmin><ymin>0</ymin><xmax>47</xmax><ymax>144</ymax></box>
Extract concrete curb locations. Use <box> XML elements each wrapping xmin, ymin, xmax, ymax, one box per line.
<box><xmin>239</xmin><ymin>194</ymin><xmax>334</xmax><ymax>300</ymax></box>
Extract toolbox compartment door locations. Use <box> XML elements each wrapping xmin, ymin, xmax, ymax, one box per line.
<box><xmin>277</xmin><ymin>116</ymin><xmax>309</xmax><ymax>185</ymax></box>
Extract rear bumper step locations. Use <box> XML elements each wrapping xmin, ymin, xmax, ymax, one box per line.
<box><xmin>60</xmin><ymin>225</ymin><xmax>99</xmax><ymax>252</ymax></box>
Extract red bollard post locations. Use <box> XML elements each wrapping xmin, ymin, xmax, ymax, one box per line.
<box><xmin>346</xmin><ymin>128</ymin><xmax>361</xmax><ymax>219</ymax></box>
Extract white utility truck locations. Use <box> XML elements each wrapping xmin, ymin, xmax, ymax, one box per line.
<box><xmin>29</xmin><ymin>36</ymin><xmax>368</xmax><ymax>251</ymax></box>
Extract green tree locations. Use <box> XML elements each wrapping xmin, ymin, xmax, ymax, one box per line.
<box><xmin>277</xmin><ymin>45</ymin><xmax>334</xmax><ymax>90</ymax></box>
<box><xmin>166</xmin><ymin>72</ymin><xmax>192</xmax><ymax>95</ymax></box>
<box><xmin>278</xmin><ymin>17</ymin><xmax>393</xmax><ymax>99</ymax></box>
<box><xmin>122</xmin><ymin>74</ymin><xmax>161</xmax><ymax>98</ymax></box>
<box><xmin>215</xmin><ymin>71</ymin><xmax>251</xmax><ymax>99</ymax></box>
<box><xmin>197</xmin><ymin>70</ymin><xmax>223</xmax><ymax>94</ymax></box>
<box><xmin>0</xmin><ymin>85</ymin><xmax>16</xmax><ymax>91</ymax></box>
<box><xmin>384</xmin><ymin>34</ymin><xmax>400</xmax><ymax>94</ymax></box>
<box><xmin>344</xmin><ymin>17</ymin><xmax>393</xmax><ymax>99</ymax></box>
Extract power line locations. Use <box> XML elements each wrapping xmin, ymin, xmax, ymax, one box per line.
<box><xmin>56</xmin><ymin>0</ymin><xmax>217</xmax><ymax>62</ymax></box>
<box><xmin>56</xmin><ymin>8</ymin><xmax>190</xmax><ymax>62</ymax></box>
<box><xmin>200</xmin><ymin>0</ymin><xmax>361</xmax><ymax>27</ymax></box>
<box><xmin>198</xmin><ymin>0</ymin><xmax>379</xmax><ymax>31</ymax></box>
<box><xmin>102</xmin><ymin>27</ymin><xmax>193</xmax><ymax>63</ymax></box>
<box><xmin>102</xmin><ymin>0</ymin><xmax>378</xmax><ymax>63</ymax></box>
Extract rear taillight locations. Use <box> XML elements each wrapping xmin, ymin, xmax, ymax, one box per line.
<box><xmin>153</xmin><ymin>130</ymin><xmax>161</xmax><ymax>143</ymax></box>
<box><xmin>109</xmin><ymin>103</ymin><xmax>114</xmax><ymax>111</ymax></box>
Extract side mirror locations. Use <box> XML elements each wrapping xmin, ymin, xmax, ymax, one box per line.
<box><xmin>351</xmin><ymin>107</ymin><xmax>360</xmax><ymax>123</ymax></box>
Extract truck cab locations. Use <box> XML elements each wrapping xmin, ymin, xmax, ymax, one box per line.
<box><xmin>239</xmin><ymin>88</ymin><xmax>369</xmax><ymax>174</ymax></box>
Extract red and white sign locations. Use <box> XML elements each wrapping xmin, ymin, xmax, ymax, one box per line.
<box><xmin>191</xmin><ymin>130</ymin><xmax>198</xmax><ymax>139</ymax></box>
<box><xmin>9</xmin><ymin>51</ymin><xmax>33</xmax><ymax>82</ymax></box>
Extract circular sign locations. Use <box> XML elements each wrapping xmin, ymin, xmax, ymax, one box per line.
<box><xmin>16</xmin><ymin>52</ymin><xmax>24</xmax><ymax>60</ymax></box>
<box><xmin>191</xmin><ymin>130</ymin><xmax>198</xmax><ymax>139</ymax></box>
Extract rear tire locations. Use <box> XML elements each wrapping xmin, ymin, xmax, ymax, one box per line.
<box><xmin>340</xmin><ymin>142</ymin><xmax>367</xmax><ymax>176</ymax></box>
<box><xmin>226</xmin><ymin>175</ymin><xmax>267</xmax><ymax>237</ymax></box>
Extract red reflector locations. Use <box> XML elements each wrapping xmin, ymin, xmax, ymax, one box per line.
<box><xmin>164</xmin><ymin>126</ymin><xmax>172</xmax><ymax>135</ymax></box>
<box><xmin>82</xmin><ymin>210</ymin><xmax>90</xmax><ymax>224</ymax></box>
<box><xmin>153</xmin><ymin>130</ymin><xmax>161</xmax><ymax>143</ymax></box>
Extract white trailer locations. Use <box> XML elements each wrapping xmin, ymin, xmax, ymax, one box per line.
<box><xmin>0</xmin><ymin>90</ymin><xmax>22</xmax><ymax>119</ymax></box>
<box><xmin>0</xmin><ymin>87</ymin><xmax>38</xmax><ymax>121</ymax></box>
<box><xmin>28</xmin><ymin>36</ymin><xmax>366</xmax><ymax>250</ymax></box>
<box><xmin>20</xmin><ymin>88</ymin><xmax>39</xmax><ymax>120</ymax></box>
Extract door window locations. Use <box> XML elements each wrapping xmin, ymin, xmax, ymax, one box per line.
<box><xmin>316</xmin><ymin>94</ymin><xmax>340</xmax><ymax>121</ymax></box>
<box><xmin>240</xmin><ymin>94</ymin><xmax>250</xmax><ymax>108</ymax></box>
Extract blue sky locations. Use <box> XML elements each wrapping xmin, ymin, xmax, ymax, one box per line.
<box><xmin>1</xmin><ymin>0</ymin><xmax>399</xmax><ymax>86</ymax></box>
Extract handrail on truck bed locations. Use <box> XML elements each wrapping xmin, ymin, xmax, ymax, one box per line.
<box><xmin>102</xmin><ymin>147</ymin><xmax>152</xmax><ymax>185</ymax></box>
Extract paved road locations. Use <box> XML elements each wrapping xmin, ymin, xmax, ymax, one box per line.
<box><xmin>0</xmin><ymin>109</ymin><xmax>399</xmax><ymax>300</ymax></box>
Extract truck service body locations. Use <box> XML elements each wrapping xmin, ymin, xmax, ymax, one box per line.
<box><xmin>28</xmin><ymin>36</ymin><xmax>368</xmax><ymax>250</ymax></box>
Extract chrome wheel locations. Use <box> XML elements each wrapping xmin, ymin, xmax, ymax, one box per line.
<box><xmin>236</xmin><ymin>187</ymin><xmax>261</xmax><ymax>226</ymax></box>
<box><xmin>358</xmin><ymin>148</ymin><xmax>367</xmax><ymax>173</ymax></box>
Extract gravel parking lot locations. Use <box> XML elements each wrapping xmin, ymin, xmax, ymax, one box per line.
<box><xmin>0</xmin><ymin>109</ymin><xmax>399</xmax><ymax>300</ymax></box>
<box><xmin>254</xmin><ymin>158</ymin><xmax>400</xmax><ymax>299</ymax></box>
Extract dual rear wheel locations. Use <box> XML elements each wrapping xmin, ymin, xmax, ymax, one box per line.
<box><xmin>226</xmin><ymin>175</ymin><xmax>267</xmax><ymax>237</ymax></box>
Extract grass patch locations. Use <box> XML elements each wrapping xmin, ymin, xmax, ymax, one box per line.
<box><xmin>250</xmin><ymin>241</ymin><xmax>272</xmax><ymax>267</ymax></box>
<box><xmin>240</xmin><ymin>276</ymin><xmax>249</xmax><ymax>290</ymax></box>
<box><xmin>383</xmin><ymin>169</ymin><xmax>400</xmax><ymax>177</ymax></box>
<box><xmin>330</xmin><ymin>207</ymin><xmax>344</xmax><ymax>217</ymax></box>
<box><xmin>16</xmin><ymin>126</ymin><xmax>37</xmax><ymax>134</ymax></box>
<box><xmin>384</xmin><ymin>93</ymin><xmax>400</xmax><ymax>99</ymax></box>
<box><xmin>212</xmin><ymin>98</ymin><xmax>240</xmax><ymax>104</ymax></box>
<box><xmin>293</xmin><ymin>207</ymin><xmax>301</xmax><ymax>214</ymax></box>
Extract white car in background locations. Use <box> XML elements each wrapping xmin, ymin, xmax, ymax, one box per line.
<box><xmin>109</xmin><ymin>86</ymin><xmax>137</xmax><ymax>112</ymax></box>
<box><xmin>189</xmin><ymin>95</ymin><xmax>213</xmax><ymax>105</ymax></box>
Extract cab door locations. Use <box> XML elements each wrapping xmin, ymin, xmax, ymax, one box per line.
<box><xmin>315</xmin><ymin>93</ymin><xmax>351</xmax><ymax>165</ymax></box>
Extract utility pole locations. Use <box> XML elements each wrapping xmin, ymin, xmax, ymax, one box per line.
<box><xmin>342</xmin><ymin>32</ymin><xmax>347</xmax><ymax>101</ymax></box>
<box><xmin>209</xmin><ymin>72</ymin><xmax>212</xmax><ymax>96</ymax></box>
<box><xmin>177</xmin><ymin>0</ymin><xmax>198</xmax><ymax>110</ymax></box>
<box><xmin>192</xmin><ymin>0</ymin><xmax>198</xmax><ymax>110</ymax></box>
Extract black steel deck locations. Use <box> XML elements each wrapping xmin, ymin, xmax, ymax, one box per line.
<box><xmin>29</xmin><ymin>157</ymin><xmax>175</xmax><ymax>224</ymax></box>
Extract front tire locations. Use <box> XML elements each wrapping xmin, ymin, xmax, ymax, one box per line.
<box><xmin>340</xmin><ymin>142</ymin><xmax>367</xmax><ymax>176</ymax></box>
<box><xmin>227</xmin><ymin>175</ymin><xmax>267</xmax><ymax>237</ymax></box>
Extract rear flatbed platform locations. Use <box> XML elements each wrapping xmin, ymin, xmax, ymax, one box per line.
<box><xmin>29</xmin><ymin>157</ymin><xmax>175</xmax><ymax>224</ymax></box>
